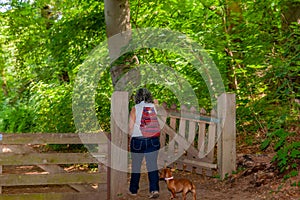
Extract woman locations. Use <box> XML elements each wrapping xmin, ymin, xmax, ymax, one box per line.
<box><xmin>128</xmin><ymin>88</ymin><xmax>160</xmax><ymax>199</ymax></box>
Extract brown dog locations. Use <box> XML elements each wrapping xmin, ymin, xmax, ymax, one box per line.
<box><xmin>160</xmin><ymin>168</ymin><xmax>196</xmax><ymax>200</ymax></box>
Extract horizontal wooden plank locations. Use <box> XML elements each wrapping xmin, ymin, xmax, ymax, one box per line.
<box><xmin>177</xmin><ymin>158</ymin><xmax>217</xmax><ymax>169</ymax></box>
<box><xmin>0</xmin><ymin>153</ymin><xmax>107</xmax><ymax>165</ymax></box>
<box><xmin>167</xmin><ymin>112</ymin><xmax>219</xmax><ymax>123</ymax></box>
<box><xmin>159</xmin><ymin>152</ymin><xmax>217</xmax><ymax>169</ymax></box>
<box><xmin>0</xmin><ymin>172</ymin><xmax>107</xmax><ymax>186</ymax></box>
<box><xmin>0</xmin><ymin>133</ymin><xmax>109</xmax><ymax>145</ymax></box>
<box><xmin>0</xmin><ymin>192</ymin><xmax>107</xmax><ymax>200</ymax></box>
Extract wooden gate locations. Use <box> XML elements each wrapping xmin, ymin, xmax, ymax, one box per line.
<box><xmin>0</xmin><ymin>133</ymin><xmax>109</xmax><ymax>200</ymax></box>
<box><xmin>158</xmin><ymin>93</ymin><xmax>236</xmax><ymax>178</ymax></box>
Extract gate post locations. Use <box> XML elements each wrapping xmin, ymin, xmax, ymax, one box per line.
<box><xmin>217</xmin><ymin>93</ymin><xmax>236</xmax><ymax>179</ymax></box>
<box><xmin>110</xmin><ymin>91</ymin><xmax>128</xmax><ymax>199</ymax></box>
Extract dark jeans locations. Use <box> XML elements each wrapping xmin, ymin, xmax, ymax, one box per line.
<box><xmin>129</xmin><ymin>137</ymin><xmax>160</xmax><ymax>194</ymax></box>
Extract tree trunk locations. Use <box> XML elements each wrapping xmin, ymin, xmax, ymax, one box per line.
<box><xmin>104</xmin><ymin>1</ymin><xmax>132</xmax><ymax>199</ymax></box>
<box><xmin>104</xmin><ymin>0</ymin><xmax>132</xmax><ymax>87</ymax></box>
<box><xmin>0</xmin><ymin>53</ymin><xmax>8</xmax><ymax>97</ymax></box>
<box><xmin>282</xmin><ymin>2</ymin><xmax>300</xmax><ymax>26</ymax></box>
<box><xmin>1</xmin><ymin>68</ymin><xmax>8</xmax><ymax>97</ymax></box>
<box><xmin>223</xmin><ymin>0</ymin><xmax>243</xmax><ymax>91</ymax></box>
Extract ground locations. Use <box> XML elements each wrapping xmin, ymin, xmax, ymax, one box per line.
<box><xmin>121</xmin><ymin>137</ymin><xmax>300</xmax><ymax>200</ymax></box>
<box><xmin>121</xmin><ymin>153</ymin><xmax>300</xmax><ymax>200</ymax></box>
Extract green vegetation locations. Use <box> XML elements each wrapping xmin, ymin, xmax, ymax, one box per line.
<box><xmin>0</xmin><ymin>0</ymin><xmax>299</xmax><ymax>174</ymax></box>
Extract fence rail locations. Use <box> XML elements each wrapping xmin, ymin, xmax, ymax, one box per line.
<box><xmin>0</xmin><ymin>192</ymin><xmax>104</xmax><ymax>200</ymax></box>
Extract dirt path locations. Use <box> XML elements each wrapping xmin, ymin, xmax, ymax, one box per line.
<box><xmin>123</xmin><ymin>170</ymin><xmax>299</xmax><ymax>200</ymax></box>
<box><xmin>122</xmin><ymin>172</ymin><xmax>261</xmax><ymax>200</ymax></box>
<box><xmin>122</xmin><ymin>153</ymin><xmax>300</xmax><ymax>200</ymax></box>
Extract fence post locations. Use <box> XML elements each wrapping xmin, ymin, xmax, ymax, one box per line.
<box><xmin>110</xmin><ymin>91</ymin><xmax>128</xmax><ymax>199</ymax></box>
<box><xmin>217</xmin><ymin>93</ymin><xmax>236</xmax><ymax>179</ymax></box>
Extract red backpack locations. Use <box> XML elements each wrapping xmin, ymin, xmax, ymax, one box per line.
<box><xmin>140</xmin><ymin>107</ymin><xmax>160</xmax><ymax>138</ymax></box>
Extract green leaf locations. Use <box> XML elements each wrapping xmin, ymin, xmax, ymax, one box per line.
<box><xmin>260</xmin><ymin>139</ymin><xmax>271</xmax><ymax>150</ymax></box>
<box><xmin>274</xmin><ymin>138</ymin><xmax>286</xmax><ymax>151</ymax></box>
<box><xmin>290</xmin><ymin>149</ymin><xmax>300</xmax><ymax>159</ymax></box>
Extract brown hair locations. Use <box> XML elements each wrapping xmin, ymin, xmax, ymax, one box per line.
<box><xmin>134</xmin><ymin>88</ymin><xmax>154</xmax><ymax>104</ymax></box>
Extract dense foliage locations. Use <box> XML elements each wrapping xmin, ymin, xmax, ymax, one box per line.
<box><xmin>0</xmin><ymin>0</ymin><xmax>299</xmax><ymax>174</ymax></box>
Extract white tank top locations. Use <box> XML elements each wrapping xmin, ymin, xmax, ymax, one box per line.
<box><xmin>131</xmin><ymin>101</ymin><xmax>157</xmax><ymax>137</ymax></box>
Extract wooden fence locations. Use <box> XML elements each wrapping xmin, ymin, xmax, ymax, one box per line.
<box><xmin>0</xmin><ymin>92</ymin><xmax>235</xmax><ymax>200</ymax></box>
<box><xmin>0</xmin><ymin>133</ymin><xmax>109</xmax><ymax>200</ymax></box>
